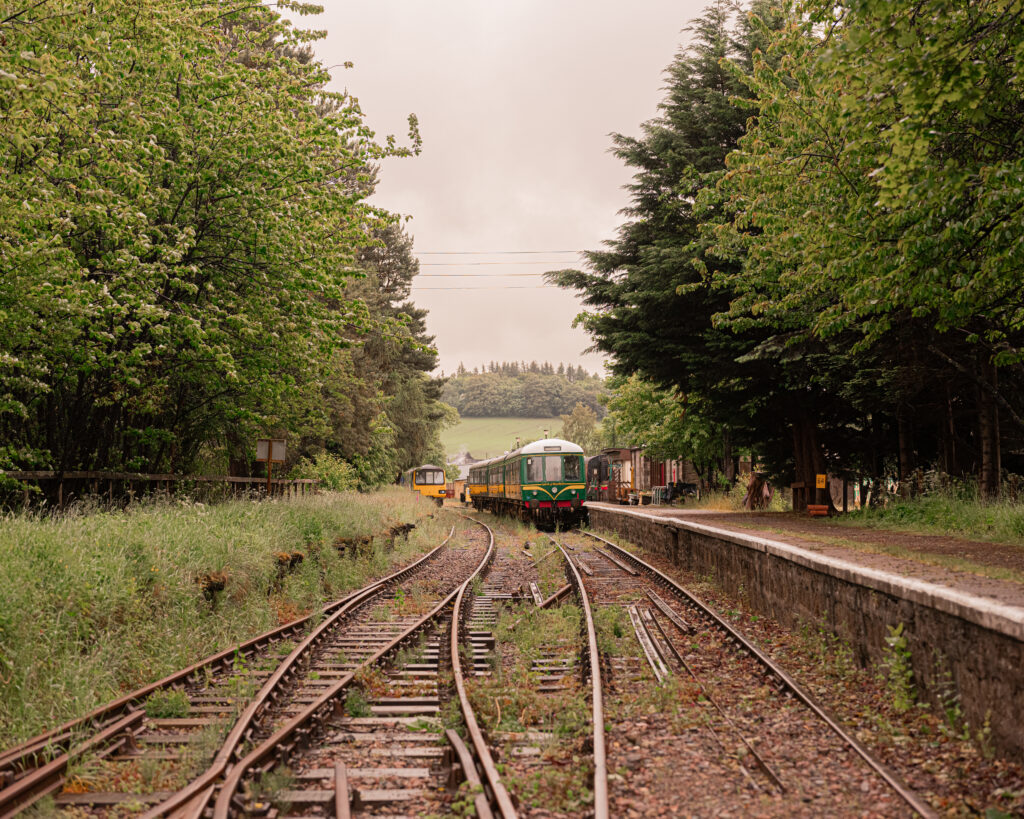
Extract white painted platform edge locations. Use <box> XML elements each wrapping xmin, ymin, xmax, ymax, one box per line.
<box><xmin>587</xmin><ymin>505</ymin><xmax>1024</xmax><ymax>642</ymax></box>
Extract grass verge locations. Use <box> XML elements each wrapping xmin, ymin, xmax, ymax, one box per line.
<box><xmin>835</xmin><ymin>491</ymin><xmax>1024</xmax><ymax>547</ymax></box>
<box><xmin>0</xmin><ymin>488</ymin><xmax>444</xmax><ymax>746</ymax></box>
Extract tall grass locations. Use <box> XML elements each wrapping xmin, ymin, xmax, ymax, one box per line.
<box><xmin>688</xmin><ymin>476</ymin><xmax>791</xmax><ymax>513</ymax></box>
<box><xmin>837</xmin><ymin>488</ymin><xmax>1024</xmax><ymax>545</ymax></box>
<box><xmin>0</xmin><ymin>488</ymin><xmax>443</xmax><ymax>746</ymax></box>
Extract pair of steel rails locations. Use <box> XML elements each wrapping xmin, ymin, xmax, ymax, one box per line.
<box><xmin>0</xmin><ymin>518</ymin><xmax>515</xmax><ymax>819</ymax></box>
<box><xmin>0</xmin><ymin>515</ymin><xmax>934</xmax><ymax>818</ymax></box>
<box><xmin>558</xmin><ymin>527</ymin><xmax>936</xmax><ymax>819</ymax></box>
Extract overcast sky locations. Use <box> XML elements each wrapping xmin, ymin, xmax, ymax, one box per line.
<box><xmin>305</xmin><ymin>1</ymin><xmax>707</xmax><ymax>375</ymax></box>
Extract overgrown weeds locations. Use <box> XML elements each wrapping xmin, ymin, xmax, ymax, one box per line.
<box><xmin>343</xmin><ymin>689</ymin><xmax>372</xmax><ymax>718</ymax></box>
<box><xmin>881</xmin><ymin>623</ymin><xmax>916</xmax><ymax>713</ymax></box>
<box><xmin>593</xmin><ymin>605</ymin><xmax>643</xmax><ymax>658</ymax></box>
<box><xmin>838</xmin><ymin>487</ymin><xmax>1024</xmax><ymax>546</ymax></box>
<box><xmin>0</xmin><ymin>488</ymin><xmax>442</xmax><ymax>746</ymax></box>
<box><xmin>465</xmin><ymin>600</ymin><xmax>594</xmax><ymax>812</ymax></box>
<box><xmin>143</xmin><ymin>688</ymin><xmax>190</xmax><ymax>719</ymax></box>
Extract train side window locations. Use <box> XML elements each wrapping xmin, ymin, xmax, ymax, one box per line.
<box><xmin>563</xmin><ymin>456</ymin><xmax>580</xmax><ymax>481</ymax></box>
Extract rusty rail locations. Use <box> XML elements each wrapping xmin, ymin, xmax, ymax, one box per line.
<box><xmin>550</xmin><ymin>536</ymin><xmax>609</xmax><ymax>819</ymax></box>
<box><xmin>0</xmin><ymin>525</ymin><xmax>452</xmax><ymax>818</ymax></box>
<box><xmin>450</xmin><ymin>516</ymin><xmax>517</xmax><ymax>818</ymax></box>
<box><xmin>207</xmin><ymin>521</ymin><xmax>497</xmax><ymax>818</ymax></box>
<box><xmin>0</xmin><ymin>712</ymin><xmax>144</xmax><ymax>819</ymax></box>
<box><xmin>143</xmin><ymin>526</ymin><xmax>458</xmax><ymax>819</ymax></box>
<box><xmin>580</xmin><ymin>529</ymin><xmax>937</xmax><ymax>819</ymax></box>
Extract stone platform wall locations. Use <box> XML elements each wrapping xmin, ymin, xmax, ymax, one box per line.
<box><xmin>587</xmin><ymin>506</ymin><xmax>1024</xmax><ymax>760</ymax></box>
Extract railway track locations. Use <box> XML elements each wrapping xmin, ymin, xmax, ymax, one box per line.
<box><xmin>558</xmin><ymin>527</ymin><xmax>938</xmax><ymax>818</ymax></box>
<box><xmin>446</xmin><ymin>517</ymin><xmax>609</xmax><ymax>819</ymax></box>
<box><xmin>2</xmin><ymin>507</ymin><xmax>942</xmax><ymax>817</ymax></box>
<box><xmin>0</xmin><ymin>516</ymin><xmax>520</xmax><ymax>818</ymax></box>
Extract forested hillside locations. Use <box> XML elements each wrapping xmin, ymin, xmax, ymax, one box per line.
<box><xmin>0</xmin><ymin>1</ymin><xmax>449</xmax><ymax>489</ymax></box>
<box><xmin>442</xmin><ymin>362</ymin><xmax>606</xmax><ymax>418</ymax></box>
<box><xmin>550</xmin><ymin>0</ymin><xmax>1024</xmax><ymax>502</ymax></box>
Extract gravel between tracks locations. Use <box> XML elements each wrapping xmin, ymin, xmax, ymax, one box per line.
<box><xmin>560</xmin><ymin>531</ymin><xmax>912</xmax><ymax>818</ymax></box>
<box><xmin>461</xmin><ymin>515</ymin><xmax>597</xmax><ymax>818</ymax></box>
<box><xmin>583</xmin><ymin>527</ymin><xmax>1024</xmax><ymax>818</ymax></box>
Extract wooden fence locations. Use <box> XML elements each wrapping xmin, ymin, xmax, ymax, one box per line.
<box><xmin>1</xmin><ymin>470</ymin><xmax>318</xmax><ymax>509</ymax></box>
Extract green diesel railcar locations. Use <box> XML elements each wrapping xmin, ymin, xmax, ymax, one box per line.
<box><xmin>468</xmin><ymin>438</ymin><xmax>586</xmax><ymax>529</ymax></box>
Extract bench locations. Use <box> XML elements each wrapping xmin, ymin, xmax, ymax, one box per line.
<box><xmin>807</xmin><ymin>504</ymin><xmax>829</xmax><ymax>517</ymax></box>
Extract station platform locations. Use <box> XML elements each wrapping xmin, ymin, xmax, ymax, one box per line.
<box><xmin>585</xmin><ymin>503</ymin><xmax>1024</xmax><ymax>610</ymax></box>
<box><xmin>583</xmin><ymin>501</ymin><xmax>1024</xmax><ymax>759</ymax></box>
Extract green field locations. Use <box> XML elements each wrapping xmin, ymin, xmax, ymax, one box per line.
<box><xmin>442</xmin><ymin>416</ymin><xmax>562</xmax><ymax>459</ymax></box>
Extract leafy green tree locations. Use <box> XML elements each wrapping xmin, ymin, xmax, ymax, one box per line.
<box><xmin>295</xmin><ymin>221</ymin><xmax>454</xmax><ymax>488</ymax></box>
<box><xmin>558</xmin><ymin>403</ymin><xmax>603</xmax><ymax>454</ymax></box>
<box><xmin>715</xmin><ymin>0</ymin><xmax>1024</xmax><ymax>494</ymax></box>
<box><xmin>442</xmin><ymin>364</ymin><xmax>606</xmax><ymax>418</ymax></box>
<box><xmin>547</xmin><ymin>2</ymin><xmax>829</xmax><ymax>492</ymax></box>
<box><xmin>0</xmin><ymin>0</ymin><xmax>419</xmax><ymax>477</ymax></box>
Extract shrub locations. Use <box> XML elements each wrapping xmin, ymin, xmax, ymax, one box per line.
<box><xmin>290</xmin><ymin>452</ymin><xmax>358</xmax><ymax>492</ymax></box>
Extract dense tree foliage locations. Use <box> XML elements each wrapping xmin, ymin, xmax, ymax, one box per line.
<box><xmin>557</xmin><ymin>403</ymin><xmax>603</xmax><ymax>454</ymax></box>
<box><xmin>552</xmin><ymin>0</ymin><xmax>1024</xmax><ymax>502</ymax></box>
<box><xmin>308</xmin><ymin>223</ymin><xmax>457</xmax><ymax>484</ymax></box>
<box><xmin>0</xmin><ymin>0</ymin><xmax>446</xmax><ymax>490</ymax></box>
<box><xmin>713</xmin><ymin>0</ymin><xmax>1024</xmax><ymax>497</ymax></box>
<box><xmin>443</xmin><ymin>362</ymin><xmax>606</xmax><ymax>418</ymax></box>
<box><xmin>549</xmin><ymin>1</ymin><xmax>798</xmax><ymax>491</ymax></box>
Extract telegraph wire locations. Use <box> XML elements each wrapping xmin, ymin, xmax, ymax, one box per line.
<box><xmin>416</xmin><ymin>250</ymin><xmax>580</xmax><ymax>255</ymax></box>
<box><xmin>419</xmin><ymin>261</ymin><xmax>575</xmax><ymax>266</ymax></box>
<box><xmin>410</xmin><ymin>284</ymin><xmax>558</xmax><ymax>290</ymax></box>
<box><xmin>417</xmin><ymin>272</ymin><xmax>547</xmax><ymax>277</ymax></box>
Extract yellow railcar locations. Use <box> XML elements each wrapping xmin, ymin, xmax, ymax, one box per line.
<box><xmin>400</xmin><ymin>464</ymin><xmax>448</xmax><ymax>506</ymax></box>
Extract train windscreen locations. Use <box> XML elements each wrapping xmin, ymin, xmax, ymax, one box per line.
<box><xmin>526</xmin><ymin>457</ymin><xmax>543</xmax><ymax>482</ymax></box>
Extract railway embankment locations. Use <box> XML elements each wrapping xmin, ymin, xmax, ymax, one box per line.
<box><xmin>586</xmin><ymin>503</ymin><xmax>1024</xmax><ymax>760</ymax></box>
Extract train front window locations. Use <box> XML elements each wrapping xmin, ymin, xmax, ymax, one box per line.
<box><xmin>563</xmin><ymin>456</ymin><xmax>580</xmax><ymax>481</ymax></box>
<box><xmin>545</xmin><ymin>456</ymin><xmax>563</xmax><ymax>481</ymax></box>
<box><xmin>526</xmin><ymin>457</ymin><xmax>544</xmax><ymax>482</ymax></box>
<box><xmin>416</xmin><ymin>469</ymin><xmax>444</xmax><ymax>485</ymax></box>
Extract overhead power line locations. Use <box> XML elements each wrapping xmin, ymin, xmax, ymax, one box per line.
<box><xmin>417</xmin><ymin>272</ymin><xmax>546</xmax><ymax>277</ymax></box>
<box><xmin>419</xmin><ymin>261</ymin><xmax>574</xmax><ymax>266</ymax></box>
<box><xmin>417</xmin><ymin>250</ymin><xmax>580</xmax><ymax>255</ymax></box>
<box><xmin>411</xmin><ymin>284</ymin><xmax>556</xmax><ymax>290</ymax></box>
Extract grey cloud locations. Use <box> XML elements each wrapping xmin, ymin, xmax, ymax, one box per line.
<box><xmin>303</xmin><ymin>0</ymin><xmax>706</xmax><ymax>375</ymax></box>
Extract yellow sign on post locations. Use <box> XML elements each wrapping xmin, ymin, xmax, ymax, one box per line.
<box><xmin>815</xmin><ymin>473</ymin><xmax>827</xmax><ymax>489</ymax></box>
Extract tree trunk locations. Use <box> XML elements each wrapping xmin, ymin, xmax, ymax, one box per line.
<box><xmin>941</xmin><ymin>385</ymin><xmax>957</xmax><ymax>477</ymax></box>
<box><xmin>897</xmin><ymin>409</ymin><xmax>914</xmax><ymax>498</ymax></box>
<box><xmin>791</xmin><ymin>412</ymin><xmax>827</xmax><ymax>511</ymax></box>
<box><xmin>978</xmin><ymin>358</ymin><xmax>1001</xmax><ymax>498</ymax></box>
<box><xmin>722</xmin><ymin>427</ymin><xmax>734</xmax><ymax>484</ymax></box>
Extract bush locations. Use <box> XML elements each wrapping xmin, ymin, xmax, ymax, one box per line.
<box><xmin>841</xmin><ymin>485</ymin><xmax>1024</xmax><ymax>545</ymax></box>
<box><xmin>291</xmin><ymin>452</ymin><xmax>359</xmax><ymax>492</ymax></box>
